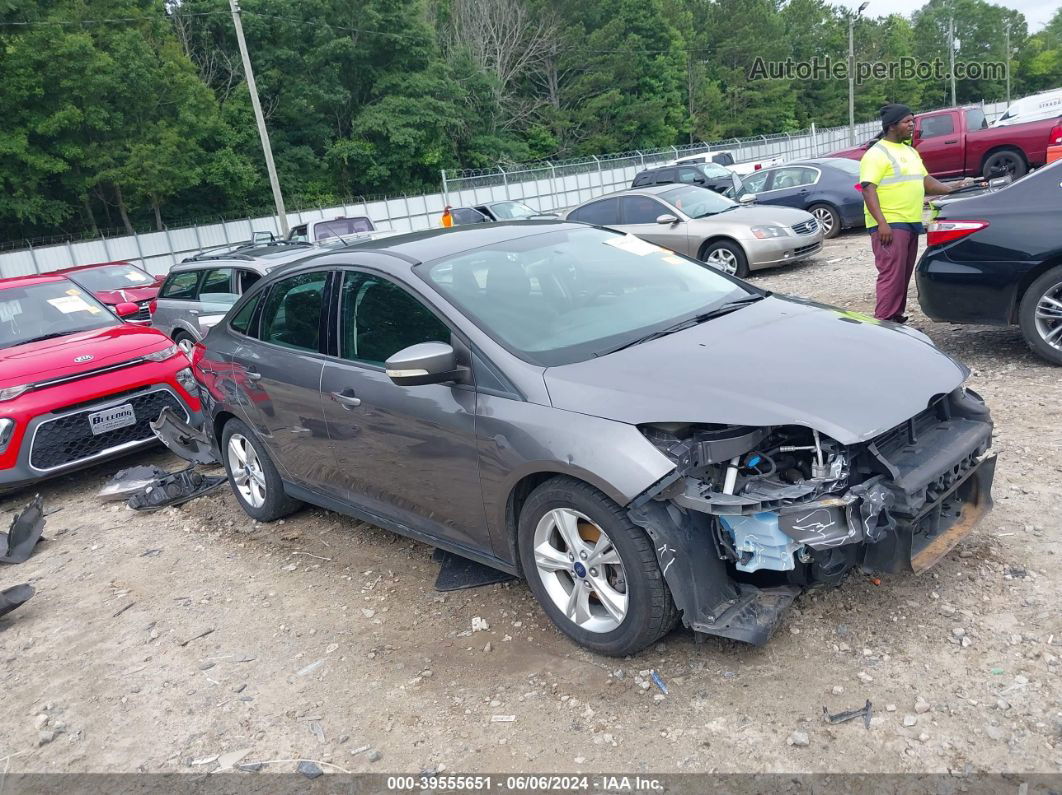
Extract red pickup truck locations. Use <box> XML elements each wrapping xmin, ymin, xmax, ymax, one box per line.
<box><xmin>830</xmin><ymin>105</ymin><xmax>1062</xmax><ymax>180</ymax></box>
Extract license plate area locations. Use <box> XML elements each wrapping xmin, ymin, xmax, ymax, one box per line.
<box><xmin>88</xmin><ymin>403</ymin><xmax>136</xmax><ymax>435</ymax></box>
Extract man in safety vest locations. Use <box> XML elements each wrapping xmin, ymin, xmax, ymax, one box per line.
<box><xmin>859</xmin><ymin>103</ymin><xmax>974</xmax><ymax>323</ymax></box>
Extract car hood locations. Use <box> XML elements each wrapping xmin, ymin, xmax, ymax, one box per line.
<box><xmin>92</xmin><ymin>286</ymin><xmax>159</xmax><ymax>305</ymax></box>
<box><xmin>543</xmin><ymin>295</ymin><xmax>967</xmax><ymax>444</ymax></box>
<box><xmin>692</xmin><ymin>205</ymin><xmax>814</xmax><ymax>227</ymax></box>
<box><xmin>0</xmin><ymin>324</ymin><xmax>175</xmax><ymax>387</ymax></box>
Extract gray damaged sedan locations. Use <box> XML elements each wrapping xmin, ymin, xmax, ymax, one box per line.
<box><xmin>565</xmin><ymin>185</ymin><xmax>823</xmax><ymax>277</ymax></box>
<box><xmin>161</xmin><ymin>222</ymin><xmax>995</xmax><ymax>656</ymax></box>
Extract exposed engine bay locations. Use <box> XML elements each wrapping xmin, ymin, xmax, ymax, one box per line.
<box><xmin>629</xmin><ymin>386</ymin><xmax>996</xmax><ymax>645</ymax></box>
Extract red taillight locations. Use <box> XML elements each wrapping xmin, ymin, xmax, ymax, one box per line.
<box><xmin>148</xmin><ymin>299</ymin><xmax>157</xmax><ymax>314</ymax></box>
<box><xmin>927</xmin><ymin>220</ymin><xmax>989</xmax><ymax>246</ymax></box>
<box><xmin>1049</xmin><ymin>122</ymin><xmax>1062</xmax><ymax>146</ymax></box>
<box><xmin>754</xmin><ymin>163</ymin><xmax>762</xmax><ymax>170</ymax></box>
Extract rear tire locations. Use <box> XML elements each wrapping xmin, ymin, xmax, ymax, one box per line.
<box><xmin>1018</xmin><ymin>265</ymin><xmax>1062</xmax><ymax>365</ymax></box>
<box><xmin>808</xmin><ymin>203</ymin><xmax>841</xmax><ymax>239</ymax></box>
<box><xmin>701</xmin><ymin>240</ymin><xmax>750</xmax><ymax>278</ymax></box>
<box><xmin>172</xmin><ymin>329</ymin><xmax>195</xmax><ymax>345</ymax></box>
<box><xmin>220</xmin><ymin>418</ymin><xmax>302</xmax><ymax>521</ymax></box>
<box><xmin>982</xmin><ymin>149</ymin><xmax>1027</xmax><ymax>180</ymax></box>
<box><xmin>517</xmin><ymin>476</ymin><xmax>679</xmax><ymax>656</ymax></box>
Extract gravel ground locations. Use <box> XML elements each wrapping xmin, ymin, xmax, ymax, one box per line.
<box><xmin>1</xmin><ymin>231</ymin><xmax>1059</xmax><ymax>776</ymax></box>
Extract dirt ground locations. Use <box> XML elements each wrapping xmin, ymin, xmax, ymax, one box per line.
<box><xmin>1</xmin><ymin>231</ymin><xmax>1060</xmax><ymax>777</ymax></box>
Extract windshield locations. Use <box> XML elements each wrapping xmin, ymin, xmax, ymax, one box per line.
<box><xmin>420</xmin><ymin>227</ymin><xmax>751</xmax><ymax>366</ymax></box>
<box><xmin>66</xmin><ymin>264</ymin><xmax>153</xmax><ymax>292</ymax></box>
<box><xmin>0</xmin><ymin>282</ymin><xmax>117</xmax><ymax>350</ymax></box>
<box><xmin>659</xmin><ymin>185</ymin><xmax>738</xmax><ymax>218</ymax></box>
<box><xmin>489</xmin><ymin>201</ymin><xmax>538</xmax><ymax>219</ymax></box>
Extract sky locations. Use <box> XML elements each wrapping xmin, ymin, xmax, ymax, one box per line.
<box><xmin>857</xmin><ymin>0</ymin><xmax>1057</xmax><ymax>31</ymax></box>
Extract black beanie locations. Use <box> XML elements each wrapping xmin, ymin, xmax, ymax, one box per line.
<box><xmin>880</xmin><ymin>103</ymin><xmax>913</xmax><ymax>131</ymax></box>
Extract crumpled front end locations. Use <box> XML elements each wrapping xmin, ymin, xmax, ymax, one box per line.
<box><xmin>630</xmin><ymin>387</ymin><xmax>995</xmax><ymax>646</ymax></box>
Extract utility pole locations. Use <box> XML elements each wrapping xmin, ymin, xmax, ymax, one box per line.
<box><xmin>229</xmin><ymin>0</ymin><xmax>288</xmax><ymax>237</ymax></box>
<box><xmin>848</xmin><ymin>2</ymin><xmax>869</xmax><ymax>146</ymax></box>
<box><xmin>1004</xmin><ymin>20</ymin><xmax>1011</xmax><ymax>105</ymax></box>
<box><xmin>687</xmin><ymin>49</ymin><xmax>695</xmax><ymax>145</ymax></box>
<box><xmin>948</xmin><ymin>13</ymin><xmax>957</xmax><ymax>106</ymax></box>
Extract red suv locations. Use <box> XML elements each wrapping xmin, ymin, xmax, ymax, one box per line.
<box><xmin>0</xmin><ymin>274</ymin><xmax>202</xmax><ymax>492</ymax></box>
<box><xmin>53</xmin><ymin>261</ymin><xmax>163</xmax><ymax>325</ymax></box>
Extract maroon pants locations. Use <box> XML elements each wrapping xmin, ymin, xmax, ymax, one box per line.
<box><xmin>871</xmin><ymin>228</ymin><xmax>919</xmax><ymax>320</ymax></box>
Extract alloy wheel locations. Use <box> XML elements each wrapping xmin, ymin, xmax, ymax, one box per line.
<box><xmin>812</xmin><ymin>207</ymin><xmax>835</xmax><ymax>235</ymax></box>
<box><xmin>1034</xmin><ymin>280</ymin><xmax>1062</xmax><ymax>350</ymax></box>
<box><xmin>532</xmin><ymin>508</ymin><xmax>628</xmax><ymax>633</ymax></box>
<box><xmin>706</xmin><ymin>248</ymin><xmax>738</xmax><ymax>275</ymax></box>
<box><xmin>227</xmin><ymin>433</ymin><xmax>267</xmax><ymax>508</ymax></box>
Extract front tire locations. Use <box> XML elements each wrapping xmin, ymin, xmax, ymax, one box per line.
<box><xmin>517</xmin><ymin>477</ymin><xmax>679</xmax><ymax>656</ymax></box>
<box><xmin>1018</xmin><ymin>265</ymin><xmax>1062</xmax><ymax>365</ymax></box>
<box><xmin>220</xmin><ymin>418</ymin><xmax>302</xmax><ymax>521</ymax></box>
<box><xmin>701</xmin><ymin>240</ymin><xmax>750</xmax><ymax>278</ymax></box>
<box><xmin>809</xmin><ymin>203</ymin><xmax>841</xmax><ymax>239</ymax></box>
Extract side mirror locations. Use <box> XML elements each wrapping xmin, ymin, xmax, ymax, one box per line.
<box><xmin>385</xmin><ymin>342</ymin><xmax>466</xmax><ymax>387</ymax></box>
<box><xmin>252</xmin><ymin>230</ymin><xmax>275</xmax><ymax>244</ymax></box>
<box><xmin>738</xmin><ymin>194</ymin><xmax>757</xmax><ymax>205</ymax></box>
<box><xmin>693</xmin><ymin>177</ymin><xmax>706</xmax><ymax>185</ymax></box>
<box><xmin>656</xmin><ymin>214</ymin><xmax>679</xmax><ymax>225</ymax></box>
<box><xmin>115</xmin><ymin>301</ymin><xmax>139</xmax><ymax>319</ymax></box>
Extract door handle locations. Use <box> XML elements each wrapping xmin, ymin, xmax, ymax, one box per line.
<box><xmin>944</xmin><ymin>139</ymin><xmax>958</xmax><ymax>144</ymax></box>
<box><xmin>244</xmin><ymin>369</ymin><xmax>263</xmax><ymax>382</ymax></box>
<box><xmin>331</xmin><ymin>390</ymin><xmax>361</xmax><ymax>409</ymax></box>
<box><xmin>189</xmin><ymin>309</ymin><xmax>200</xmax><ymax>315</ymax></box>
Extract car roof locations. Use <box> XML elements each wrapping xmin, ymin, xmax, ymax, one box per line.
<box><xmin>0</xmin><ymin>273</ymin><xmax>70</xmax><ymax>291</ymax></box>
<box><xmin>176</xmin><ymin>242</ymin><xmax>316</xmax><ymax>269</ymax></box>
<box><xmin>271</xmin><ymin>221</ymin><xmax>595</xmax><ymax>272</ymax></box>
<box><xmin>52</xmin><ymin>261</ymin><xmax>139</xmax><ymax>275</ymax></box>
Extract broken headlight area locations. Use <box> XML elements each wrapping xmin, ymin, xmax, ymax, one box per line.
<box><xmin>633</xmin><ymin>387</ymin><xmax>996</xmax><ymax>645</ymax></box>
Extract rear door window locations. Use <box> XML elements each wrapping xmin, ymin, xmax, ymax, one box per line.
<box><xmin>741</xmin><ymin>169</ymin><xmax>771</xmax><ymax>193</ymax></box>
<box><xmin>198</xmin><ymin>268</ymin><xmax>234</xmax><ymax>296</ymax></box>
<box><xmin>568</xmin><ymin>198</ymin><xmax>620</xmax><ymax>225</ymax></box>
<box><xmin>259</xmin><ymin>271</ymin><xmax>329</xmax><ymax>352</ymax></box>
<box><xmin>919</xmin><ymin>114</ymin><xmax>955</xmax><ymax>138</ymax></box>
<box><xmin>159</xmin><ymin>271</ymin><xmax>200</xmax><ymax>300</ymax></box>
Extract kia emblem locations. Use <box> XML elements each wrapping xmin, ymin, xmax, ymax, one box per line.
<box><xmin>74</xmin><ymin>354</ymin><xmax>94</xmax><ymax>363</ymax></box>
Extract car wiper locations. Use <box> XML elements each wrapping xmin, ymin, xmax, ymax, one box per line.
<box><xmin>695</xmin><ymin>205</ymin><xmax>739</xmax><ymax>219</ymax></box>
<box><xmin>17</xmin><ymin>332</ymin><xmax>70</xmax><ymax>346</ymax></box>
<box><xmin>596</xmin><ymin>294</ymin><xmax>765</xmax><ymax>356</ymax></box>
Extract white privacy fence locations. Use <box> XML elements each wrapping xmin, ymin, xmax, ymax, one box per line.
<box><xmin>0</xmin><ymin>101</ymin><xmax>1008</xmax><ymax>279</ymax></box>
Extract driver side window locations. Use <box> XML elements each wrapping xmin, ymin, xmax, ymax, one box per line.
<box><xmin>339</xmin><ymin>273</ymin><xmax>451</xmax><ymax>366</ymax></box>
<box><xmin>741</xmin><ymin>170</ymin><xmax>770</xmax><ymax>193</ymax></box>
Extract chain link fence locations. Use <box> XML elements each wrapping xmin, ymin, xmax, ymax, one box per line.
<box><xmin>440</xmin><ymin>100</ymin><xmax>1008</xmax><ymax>213</ymax></box>
<box><xmin>0</xmin><ymin>101</ymin><xmax>1007</xmax><ymax>278</ymax></box>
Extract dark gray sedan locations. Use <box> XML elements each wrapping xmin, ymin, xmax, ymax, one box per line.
<box><xmin>173</xmin><ymin>222</ymin><xmax>996</xmax><ymax>655</ymax></box>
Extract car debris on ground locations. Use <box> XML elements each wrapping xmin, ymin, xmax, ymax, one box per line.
<box><xmin>0</xmin><ymin>583</ymin><xmax>34</xmax><ymax>619</ymax></box>
<box><xmin>823</xmin><ymin>699</ymin><xmax>873</xmax><ymax>728</ymax></box>
<box><xmin>1</xmin><ymin>495</ymin><xmax>45</xmax><ymax>564</ymax></box>
<box><xmin>98</xmin><ymin>465</ymin><xmax>225</xmax><ymax>511</ymax></box>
